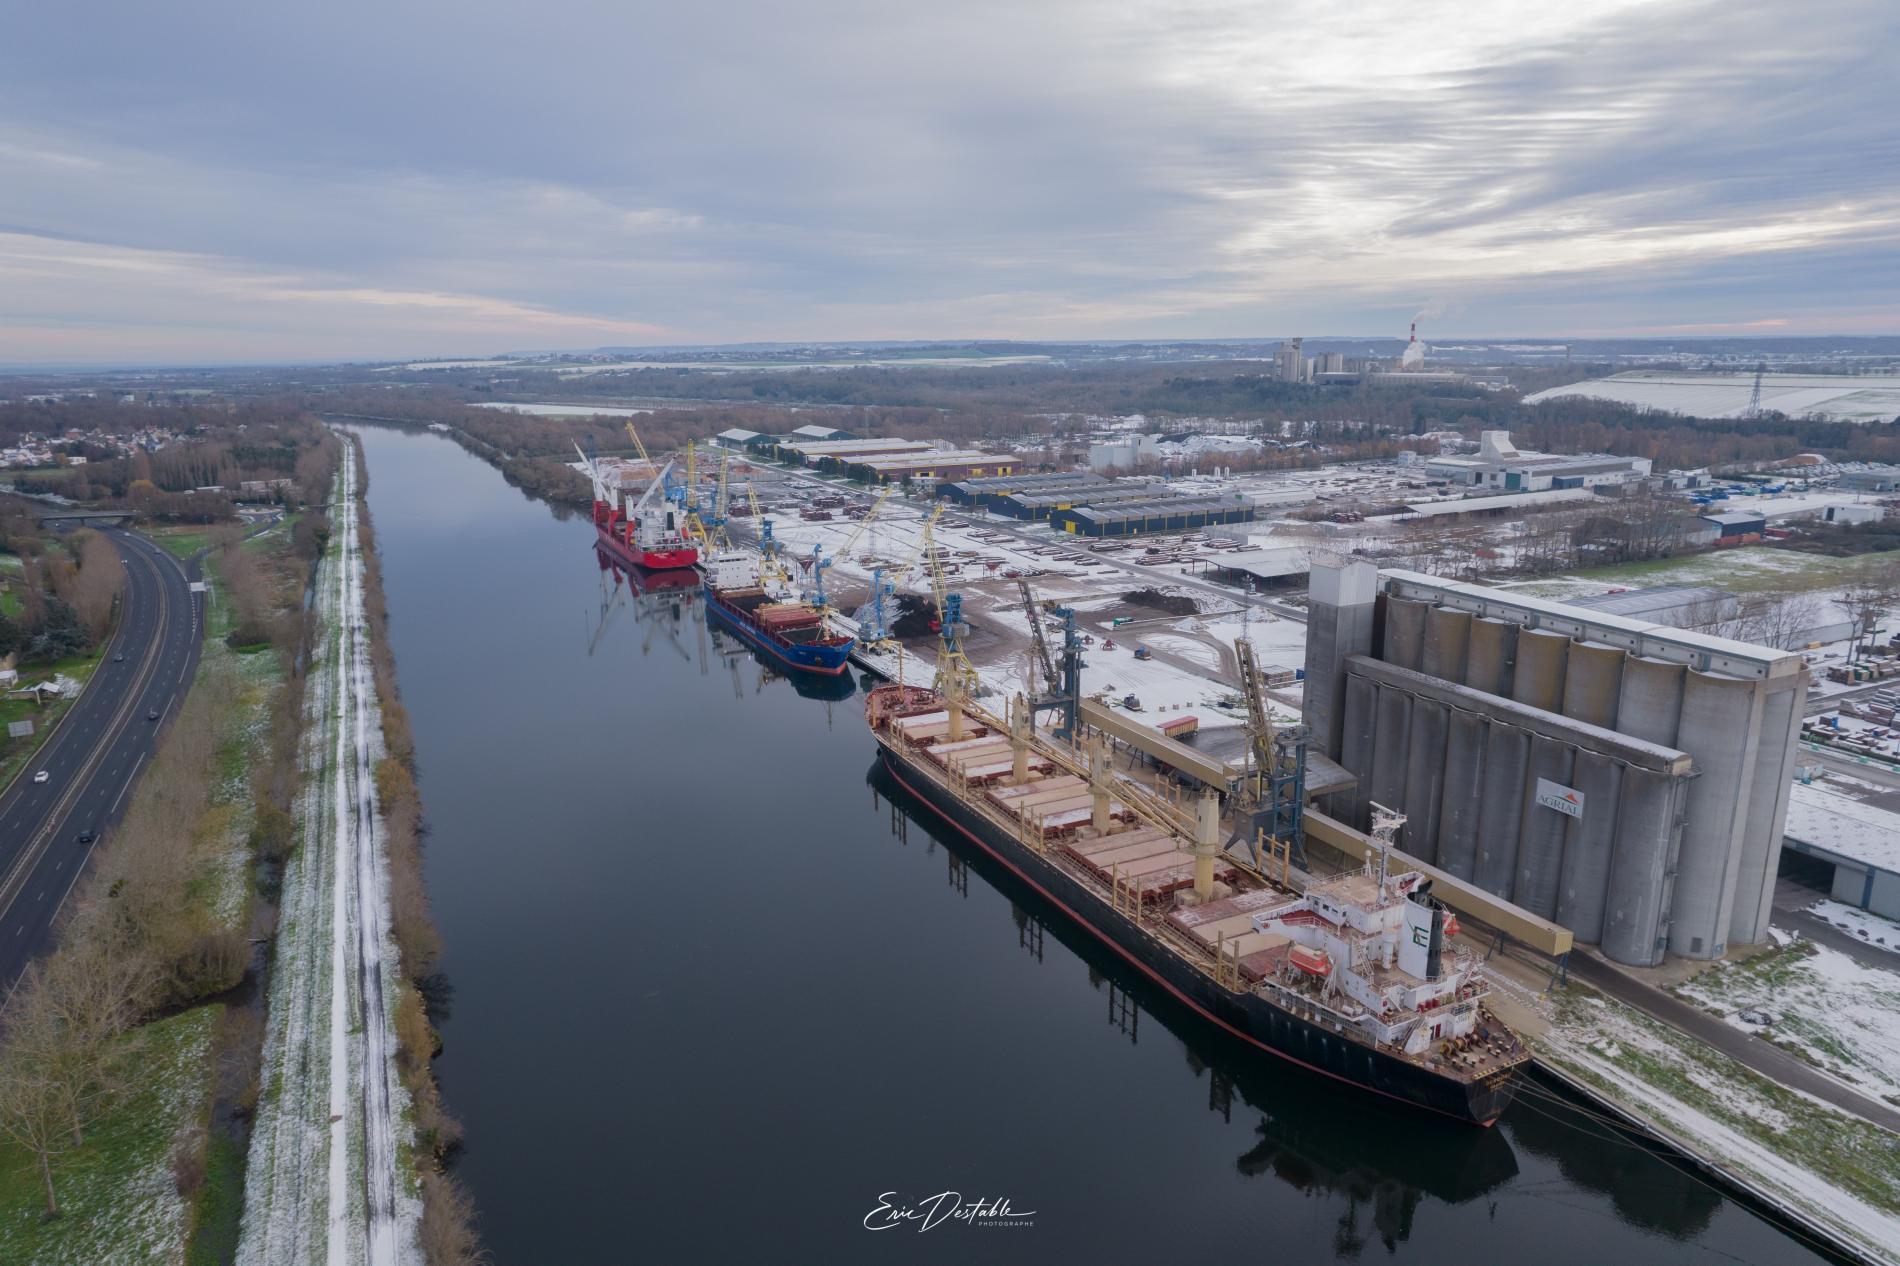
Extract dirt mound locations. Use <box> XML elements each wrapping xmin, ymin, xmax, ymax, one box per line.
<box><xmin>1122</xmin><ymin>588</ymin><xmax>1199</xmax><ymax>616</ymax></box>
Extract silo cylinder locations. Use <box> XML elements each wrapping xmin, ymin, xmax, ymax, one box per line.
<box><xmin>1561</xmin><ymin>641</ymin><xmax>1625</xmax><ymax>730</ymax></box>
<box><xmin>1730</xmin><ymin>683</ymin><xmax>1803</xmax><ymax>946</ymax></box>
<box><xmin>1401</xmin><ymin>701</ymin><xmax>1449</xmax><ymax>864</ymax></box>
<box><xmin>1617</xmin><ymin>656</ymin><xmax>1685</xmax><ymax>748</ymax></box>
<box><xmin>1435</xmin><ymin>711</ymin><xmax>1487</xmax><ymax>881</ymax></box>
<box><xmin>1513</xmin><ymin>737</ymin><xmax>1574</xmax><ymax>920</ymax></box>
<box><xmin>1383</xmin><ymin>598</ymin><xmax>1428</xmax><ymax>671</ymax></box>
<box><xmin>1512</xmin><ymin>629</ymin><xmax>1570</xmax><ymax>713</ymax></box>
<box><xmin>1473</xmin><ymin>726</ymin><xmax>1529</xmax><ymax>898</ymax></box>
<box><xmin>1464</xmin><ymin>617</ymin><xmax>1518</xmax><ymax>697</ymax></box>
<box><xmin>1555</xmin><ymin>752</ymin><xmax>1622</xmax><ymax>944</ymax></box>
<box><xmin>1421</xmin><ymin>607</ymin><xmax>1472</xmax><ymax>684</ymax></box>
<box><xmin>1668</xmin><ymin>670</ymin><xmax>1760</xmax><ymax>959</ymax></box>
<box><xmin>1333</xmin><ymin>671</ymin><xmax>1378</xmax><ymax>826</ymax></box>
<box><xmin>1368</xmin><ymin>685</ymin><xmax>1413</xmax><ymax>817</ymax></box>
<box><xmin>1602</xmin><ymin>769</ymin><xmax>1681</xmax><ymax>967</ymax></box>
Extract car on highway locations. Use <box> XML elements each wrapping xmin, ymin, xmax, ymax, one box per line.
<box><xmin>33</xmin><ymin>770</ymin><xmax>49</xmax><ymax>784</ymax></box>
<box><xmin>147</xmin><ymin>710</ymin><xmax>161</xmax><ymax>722</ymax></box>
<box><xmin>113</xmin><ymin>652</ymin><xmax>125</xmax><ymax>663</ymax></box>
<box><xmin>76</xmin><ymin>830</ymin><xmax>97</xmax><ymax>845</ymax></box>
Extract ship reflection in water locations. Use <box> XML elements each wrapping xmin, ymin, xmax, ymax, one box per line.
<box><xmin>867</xmin><ymin>758</ymin><xmax>1739</xmax><ymax>1256</ymax></box>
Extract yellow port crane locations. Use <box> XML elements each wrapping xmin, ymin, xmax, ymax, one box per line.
<box><xmin>809</xmin><ymin>486</ymin><xmax>893</xmax><ymax>610</ymax></box>
<box><xmin>924</xmin><ymin>511</ymin><xmax>978</xmax><ymax>706</ymax></box>
<box><xmin>622</xmin><ymin>420</ymin><xmax>652</xmax><ymax>467</ymax></box>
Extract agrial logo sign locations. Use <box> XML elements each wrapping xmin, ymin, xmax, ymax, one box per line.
<box><xmin>1536</xmin><ymin>778</ymin><xmax>1584</xmax><ymax>819</ymax></box>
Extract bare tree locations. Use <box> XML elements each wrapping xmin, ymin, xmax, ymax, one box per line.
<box><xmin>1840</xmin><ymin>565</ymin><xmax>1900</xmax><ymax>662</ymax></box>
<box><xmin>1731</xmin><ymin>591</ymin><xmax>1822</xmax><ymax>650</ymax></box>
<box><xmin>69</xmin><ymin>530</ymin><xmax>126</xmax><ymax>642</ymax></box>
<box><xmin>0</xmin><ymin>972</ymin><xmax>81</xmax><ymax>1214</ymax></box>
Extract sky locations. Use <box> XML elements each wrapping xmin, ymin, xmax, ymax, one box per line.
<box><xmin>3</xmin><ymin>0</ymin><xmax>1898</xmax><ymax>362</ymax></box>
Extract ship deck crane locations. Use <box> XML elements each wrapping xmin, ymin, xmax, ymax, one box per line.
<box><xmin>1017</xmin><ymin>578</ymin><xmax>1083</xmax><ymax>742</ymax></box>
<box><xmin>1235</xmin><ymin>637</ymin><xmax>1308</xmax><ymax>871</ymax></box>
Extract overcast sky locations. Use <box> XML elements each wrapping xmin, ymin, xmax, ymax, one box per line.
<box><xmin>3</xmin><ymin>0</ymin><xmax>1896</xmax><ymax>362</ymax></box>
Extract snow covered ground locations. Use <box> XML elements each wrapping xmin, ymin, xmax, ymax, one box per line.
<box><xmin>1807</xmin><ymin>900</ymin><xmax>1900</xmax><ymax>954</ymax></box>
<box><xmin>237</xmin><ymin>444</ymin><xmax>421</xmax><ymax>1266</ymax></box>
<box><xmin>1542</xmin><ymin>987</ymin><xmax>1900</xmax><ymax>1266</ymax></box>
<box><xmin>1674</xmin><ymin>936</ymin><xmax>1900</xmax><ymax>1106</ymax></box>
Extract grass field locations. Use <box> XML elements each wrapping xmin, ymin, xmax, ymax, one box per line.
<box><xmin>150</xmin><ymin>529</ymin><xmax>213</xmax><ymax>561</ymax></box>
<box><xmin>1510</xmin><ymin>545</ymin><xmax>1900</xmax><ymax>601</ymax></box>
<box><xmin>0</xmin><ymin>1005</ymin><xmax>221</xmax><ymax>1266</ymax></box>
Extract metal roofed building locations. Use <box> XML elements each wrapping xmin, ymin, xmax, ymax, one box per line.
<box><xmin>1194</xmin><ymin>546</ymin><xmax>1312</xmax><ymax>587</ymax></box>
<box><xmin>713</xmin><ymin>427</ymin><xmax>763</xmax><ymax>450</ymax></box>
<box><xmin>939</xmin><ymin>472</ymin><xmax>1106</xmax><ymax>506</ymax></box>
<box><xmin>1052</xmin><ymin>494</ymin><xmax>1256</xmax><ymax>537</ymax></box>
<box><xmin>775</xmin><ymin>437</ymin><xmax>934</xmax><ymax>468</ymax></box>
<box><xmin>787</xmin><ymin>422</ymin><xmax>857</xmax><ymax>442</ymax></box>
<box><xmin>1302</xmin><ymin>560</ymin><xmax>1808</xmax><ymax>967</ymax></box>
<box><xmin>1425</xmin><ymin>430</ymin><xmax>1651</xmax><ymax>492</ymax></box>
<box><xmin>1837</xmin><ymin>464</ymin><xmax>1900</xmax><ymax>493</ymax></box>
<box><xmin>1781</xmin><ymin>783</ymin><xmax>1900</xmax><ymax>921</ymax></box>
<box><xmin>1571</xmin><ymin>586</ymin><xmax>1730</xmax><ymax>621</ymax></box>
<box><xmin>845</xmin><ymin>449</ymin><xmax>1022</xmax><ymax>484</ymax></box>
<box><xmin>998</xmin><ymin>481</ymin><xmax>1170</xmax><ymax>520</ymax></box>
<box><xmin>1378</xmin><ymin>487</ymin><xmax>1601</xmax><ymax>520</ymax></box>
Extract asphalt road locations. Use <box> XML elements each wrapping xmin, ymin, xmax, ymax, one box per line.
<box><xmin>0</xmin><ymin>529</ymin><xmax>203</xmax><ymax>996</ymax></box>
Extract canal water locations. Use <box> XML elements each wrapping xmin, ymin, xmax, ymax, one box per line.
<box><xmin>348</xmin><ymin>425</ymin><xmax>1834</xmax><ymax>1266</ymax></box>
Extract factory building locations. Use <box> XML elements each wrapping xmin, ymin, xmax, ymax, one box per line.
<box><xmin>1838</xmin><ymin>464</ymin><xmax>1900</xmax><ymax>493</ymax></box>
<box><xmin>1781</xmin><ymin>785</ymin><xmax>1900</xmax><ymax>922</ymax></box>
<box><xmin>1302</xmin><ymin>560</ymin><xmax>1807</xmax><ymax>967</ymax></box>
<box><xmin>1700</xmin><ymin>510</ymin><xmax>1766</xmax><ymax>543</ymax></box>
<box><xmin>1425</xmin><ymin>431</ymin><xmax>1651</xmax><ymax>491</ymax></box>
<box><xmin>1052</xmin><ymin>495</ymin><xmax>1255</xmax><ymax>537</ymax></box>
<box><xmin>845</xmin><ymin>450</ymin><xmax>1021</xmax><ymax>484</ymax></box>
<box><xmin>999</xmin><ymin>482</ymin><xmax>1170</xmax><ymax>521</ymax></box>
<box><xmin>939</xmin><ymin>472</ymin><xmax>1108</xmax><ymax>508</ymax></box>
<box><xmin>713</xmin><ymin>427</ymin><xmax>763</xmax><ymax>451</ymax></box>
<box><xmin>1089</xmin><ymin>434</ymin><xmax>1164</xmax><ymax>471</ymax></box>
<box><xmin>774</xmin><ymin>437</ymin><xmax>935</xmax><ymax>468</ymax></box>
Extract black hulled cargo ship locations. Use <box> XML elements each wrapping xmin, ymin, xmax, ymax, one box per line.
<box><xmin>864</xmin><ymin>683</ymin><xmax>1527</xmax><ymax>1125</ymax></box>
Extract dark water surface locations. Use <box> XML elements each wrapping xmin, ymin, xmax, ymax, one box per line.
<box><xmin>350</xmin><ymin>426</ymin><xmax>1832</xmax><ymax>1266</ymax></box>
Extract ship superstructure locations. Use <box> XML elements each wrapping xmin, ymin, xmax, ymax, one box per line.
<box><xmin>577</xmin><ymin>444</ymin><xmax>698</xmax><ymax>571</ymax></box>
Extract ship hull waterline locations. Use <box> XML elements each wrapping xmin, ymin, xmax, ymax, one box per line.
<box><xmin>875</xmin><ymin>743</ymin><xmax>1518</xmax><ymax>1127</ymax></box>
<box><xmin>705</xmin><ymin>586</ymin><xmax>854</xmax><ymax>677</ymax></box>
<box><xmin>596</xmin><ymin>524</ymin><xmax>697</xmax><ymax>573</ymax></box>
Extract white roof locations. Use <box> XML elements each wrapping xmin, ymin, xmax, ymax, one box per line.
<box><xmin>790</xmin><ymin>423</ymin><xmax>846</xmax><ymax>439</ymax></box>
<box><xmin>1381</xmin><ymin>488</ymin><xmax>1599</xmax><ymax>518</ymax></box>
<box><xmin>716</xmin><ymin>427</ymin><xmax>761</xmax><ymax>442</ymax></box>
<box><xmin>1784</xmin><ymin>783</ymin><xmax>1900</xmax><ymax>874</ymax></box>
<box><xmin>1206</xmin><ymin>547</ymin><xmax>1311</xmax><ymax>579</ymax></box>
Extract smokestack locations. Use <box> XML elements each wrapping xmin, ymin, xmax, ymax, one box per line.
<box><xmin>1426</xmin><ymin>904</ymin><xmax>1444</xmax><ymax>981</ymax></box>
<box><xmin>1409</xmin><ymin>322</ymin><xmax>1416</xmax><ymax>343</ymax></box>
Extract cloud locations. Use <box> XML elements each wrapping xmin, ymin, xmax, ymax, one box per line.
<box><xmin>1</xmin><ymin>0</ymin><xmax>1896</xmax><ymax>359</ymax></box>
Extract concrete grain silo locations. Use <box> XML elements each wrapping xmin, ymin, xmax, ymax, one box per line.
<box><xmin>1302</xmin><ymin>563</ymin><xmax>1805</xmax><ymax>967</ymax></box>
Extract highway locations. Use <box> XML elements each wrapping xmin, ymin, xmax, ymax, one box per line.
<box><xmin>0</xmin><ymin>529</ymin><xmax>204</xmax><ymax>995</ymax></box>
